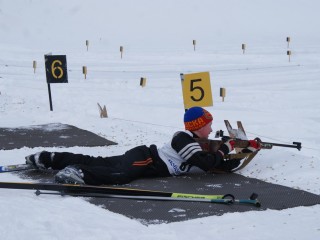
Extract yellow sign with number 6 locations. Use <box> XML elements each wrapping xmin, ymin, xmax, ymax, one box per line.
<box><xmin>181</xmin><ymin>72</ymin><xmax>213</xmax><ymax>109</ymax></box>
<box><xmin>44</xmin><ymin>55</ymin><xmax>68</xmax><ymax>83</ymax></box>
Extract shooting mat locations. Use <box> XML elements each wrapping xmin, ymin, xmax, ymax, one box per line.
<box><xmin>2</xmin><ymin>123</ymin><xmax>319</xmax><ymax>225</ymax></box>
<box><xmin>15</xmin><ymin>170</ymin><xmax>320</xmax><ymax>225</ymax></box>
<box><xmin>0</xmin><ymin>123</ymin><xmax>116</xmax><ymax>150</ymax></box>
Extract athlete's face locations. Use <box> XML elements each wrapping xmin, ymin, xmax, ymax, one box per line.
<box><xmin>195</xmin><ymin>122</ymin><xmax>212</xmax><ymax>139</ymax></box>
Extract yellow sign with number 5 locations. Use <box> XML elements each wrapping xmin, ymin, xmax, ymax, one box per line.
<box><xmin>181</xmin><ymin>72</ymin><xmax>213</xmax><ymax>109</ymax></box>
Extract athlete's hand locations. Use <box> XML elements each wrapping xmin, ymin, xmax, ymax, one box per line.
<box><xmin>247</xmin><ymin>139</ymin><xmax>261</xmax><ymax>152</ymax></box>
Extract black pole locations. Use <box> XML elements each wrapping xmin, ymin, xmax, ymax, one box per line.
<box><xmin>47</xmin><ymin>83</ymin><xmax>53</xmax><ymax>111</ymax></box>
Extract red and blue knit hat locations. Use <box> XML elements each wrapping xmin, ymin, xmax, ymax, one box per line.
<box><xmin>184</xmin><ymin>107</ymin><xmax>213</xmax><ymax>131</ymax></box>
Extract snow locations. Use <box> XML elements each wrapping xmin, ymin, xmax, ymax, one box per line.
<box><xmin>1</xmin><ymin>0</ymin><xmax>320</xmax><ymax>239</ymax></box>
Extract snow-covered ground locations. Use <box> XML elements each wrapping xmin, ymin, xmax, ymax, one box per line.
<box><xmin>0</xmin><ymin>0</ymin><xmax>319</xmax><ymax>239</ymax></box>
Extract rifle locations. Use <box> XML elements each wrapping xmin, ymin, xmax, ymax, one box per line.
<box><xmin>195</xmin><ymin>136</ymin><xmax>301</xmax><ymax>154</ymax></box>
<box><xmin>195</xmin><ymin>120</ymin><xmax>302</xmax><ymax>172</ymax></box>
<box><xmin>221</xmin><ymin>136</ymin><xmax>302</xmax><ymax>151</ymax></box>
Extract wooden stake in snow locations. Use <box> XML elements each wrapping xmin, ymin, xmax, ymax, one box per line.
<box><xmin>140</xmin><ymin>77</ymin><xmax>146</xmax><ymax>87</ymax></box>
<box><xmin>120</xmin><ymin>46</ymin><xmax>124</xmax><ymax>59</ymax></box>
<box><xmin>220</xmin><ymin>87</ymin><xmax>226</xmax><ymax>102</ymax></box>
<box><xmin>242</xmin><ymin>44</ymin><xmax>246</xmax><ymax>54</ymax></box>
<box><xmin>193</xmin><ymin>40</ymin><xmax>196</xmax><ymax>51</ymax></box>
<box><xmin>86</xmin><ymin>40</ymin><xmax>89</xmax><ymax>51</ymax></box>
<box><xmin>83</xmin><ymin>66</ymin><xmax>87</xmax><ymax>79</ymax></box>
<box><xmin>287</xmin><ymin>50</ymin><xmax>291</xmax><ymax>62</ymax></box>
<box><xmin>33</xmin><ymin>60</ymin><xmax>37</xmax><ymax>73</ymax></box>
<box><xmin>286</xmin><ymin>37</ymin><xmax>290</xmax><ymax>48</ymax></box>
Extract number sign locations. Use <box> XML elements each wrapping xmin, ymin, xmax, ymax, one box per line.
<box><xmin>181</xmin><ymin>72</ymin><xmax>213</xmax><ymax>109</ymax></box>
<box><xmin>45</xmin><ymin>55</ymin><xmax>68</xmax><ymax>83</ymax></box>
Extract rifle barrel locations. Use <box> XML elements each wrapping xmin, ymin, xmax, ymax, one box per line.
<box><xmin>261</xmin><ymin>141</ymin><xmax>301</xmax><ymax>151</ymax></box>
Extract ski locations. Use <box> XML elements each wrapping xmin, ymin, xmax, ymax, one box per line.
<box><xmin>0</xmin><ymin>181</ymin><xmax>260</xmax><ymax>207</ymax></box>
<box><xmin>0</xmin><ymin>163</ymin><xmax>36</xmax><ymax>173</ymax></box>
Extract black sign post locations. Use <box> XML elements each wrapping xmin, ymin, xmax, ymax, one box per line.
<box><xmin>47</xmin><ymin>83</ymin><xmax>53</xmax><ymax>111</ymax></box>
<box><xmin>44</xmin><ymin>55</ymin><xmax>68</xmax><ymax>111</ymax></box>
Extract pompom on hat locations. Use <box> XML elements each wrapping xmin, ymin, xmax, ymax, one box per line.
<box><xmin>184</xmin><ymin>107</ymin><xmax>213</xmax><ymax>131</ymax></box>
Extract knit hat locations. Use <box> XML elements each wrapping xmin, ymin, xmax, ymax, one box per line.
<box><xmin>184</xmin><ymin>107</ymin><xmax>213</xmax><ymax>131</ymax></box>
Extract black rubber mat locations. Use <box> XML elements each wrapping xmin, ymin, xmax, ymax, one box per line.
<box><xmin>15</xmin><ymin>170</ymin><xmax>320</xmax><ymax>225</ymax></box>
<box><xmin>0</xmin><ymin>123</ymin><xmax>116</xmax><ymax>150</ymax></box>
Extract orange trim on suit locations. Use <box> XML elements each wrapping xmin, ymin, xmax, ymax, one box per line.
<box><xmin>132</xmin><ymin>158</ymin><xmax>153</xmax><ymax>166</ymax></box>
